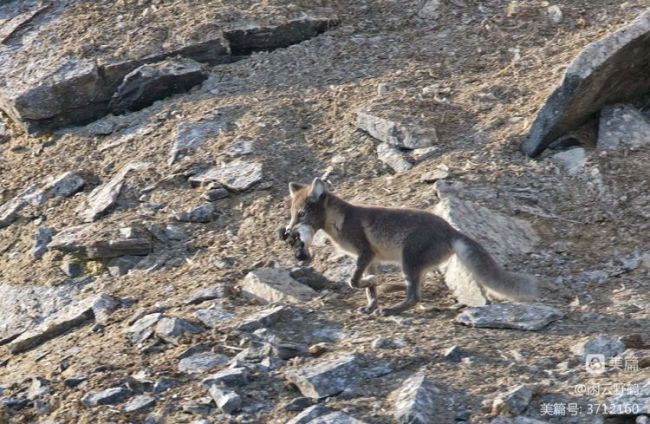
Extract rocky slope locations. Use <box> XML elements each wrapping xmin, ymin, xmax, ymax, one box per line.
<box><xmin>0</xmin><ymin>0</ymin><xmax>649</xmax><ymax>423</ymax></box>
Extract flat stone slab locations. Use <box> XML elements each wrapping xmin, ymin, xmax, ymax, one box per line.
<box><xmin>0</xmin><ymin>172</ymin><xmax>83</xmax><ymax>228</ymax></box>
<box><xmin>523</xmin><ymin>10</ymin><xmax>650</xmax><ymax>156</ymax></box>
<box><xmin>285</xmin><ymin>354</ymin><xmax>392</xmax><ymax>399</ymax></box>
<box><xmin>78</xmin><ymin>162</ymin><xmax>150</xmax><ymax>222</ymax></box>
<box><xmin>392</xmin><ymin>374</ymin><xmax>449</xmax><ymax>424</ymax></box>
<box><xmin>22</xmin><ymin>171</ymin><xmax>85</xmax><ymax>206</ymax></box>
<box><xmin>605</xmin><ymin>378</ymin><xmax>650</xmax><ymax>415</ymax></box>
<box><xmin>433</xmin><ymin>188</ymin><xmax>539</xmax><ymax>306</ymax></box>
<box><xmin>240</xmin><ymin>268</ymin><xmax>317</xmax><ymax>304</ymax></box>
<box><xmin>49</xmin><ymin>223</ymin><xmax>152</xmax><ymax>259</ymax></box>
<box><xmin>82</xmin><ymin>387</ymin><xmax>132</xmax><ymax>407</ymax></box>
<box><xmin>455</xmin><ymin>303</ymin><xmax>564</xmax><ymax>331</ymax></box>
<box><xmin>357</xmin><ymin>110</ymin><xmax>436</xmax><ymax>149</ymax></box>
<box><xmin>598</xmin><ymin>103</ymin><xmax>650</xmax><ymax>150</ymax></box>
<box><xmin>0</xmin><ymin>283</ymin><xmax>80</xmax><ymax>345</ymax></box>
<box><xmin>123</xmin><ymin>394</ymin><xmax>156</xmax><ymax>413</ymax></box>
<box><xmin>190</xmin><ymin>159</ymin><xmax>263</xmax><ymax>191</ymax></box>
<box><xmin>8</xmin><ymin>294</ymin><xmax>119</xmax><ymax>353</ymax></box>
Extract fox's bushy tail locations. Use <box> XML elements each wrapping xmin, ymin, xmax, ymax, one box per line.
<box><xmin>452</xmin><ymin>234</ymin><xmax>538</xmax><ymax>301</ymax></box>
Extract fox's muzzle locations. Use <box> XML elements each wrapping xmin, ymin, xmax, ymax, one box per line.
<box><xmin>280</xmin><ymin>224</ymin><xmax>315</xmax><ymax>263</ymax></box>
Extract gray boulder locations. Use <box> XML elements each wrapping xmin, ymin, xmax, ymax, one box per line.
<box><xmin>287</xmin><ymin>405</ymin><xmax>331</xmax><ymax>424</ymax></box>
<box><xmin>240</xmin><ymin>268</ymin><xmax>317</xmax><ymax>304</ymax></box>
<box><xmin>377</xmin><ymin>143</ymin><xmax>413</xmax><ymax>174</ymax></box>
<box><xmin>109</xmin><ymin>57</ymin><xmax>207</xmax><ymax>114</ymax></box>
<box><xmin>186</xmin><ymin>284</ymin><xmax>230</xmax><ymax>305</ymax></box>
<box><xmin>208</xmin><ymin>386</ymin><xmax>241</xmax><ymax>414</ymax></box>
<box><xmin>236</xmin><ymin>305</ymin><xmax>287</xmax><ymax>332</ymax></box>
<box><xmin>201</xmin><ymin>368</ymin><xmax>248</xmax><ymax>387</ymax></box>
<box><xmin>433</xmin><ymin>186</ymin><xmax>539</xmax><ymax>306</ymax></box>
<box><xmin>189</xmin><ymin>160</ymin><xmax>263</xmax><ymax>191</ymax></box>
<box><xmin>178</xmin><ymin>352</ymin><xmax>228</xmax><ymax>374</ymax></box>
<box><xmin>308</xmin><ymin>412</ymin><xmax>367</xmax><ymax>424</ymax></box>
<box><xmin>571</xmin><ymin>335</ymin><xmax>626</xmax><ymax>360</ymax></box>
<box><xmin>523</xmin><ymin>10</ymin><xmax>650</xmax><ymax>156</ymax></box>
<box><xmin>154</xmin><ymin>317</ymin><xmax>204</xmax><ymax>344</ymax></box>
<box><xmin>194</xmin><ymin>305</ymin><xmax>234</xmax><ymax>328</ymax></box>
<box><xmin>392</xmin><ymin>374</ymin><xmax>450</xmax><ymax>424</ymax></box>
<box><xmin>492</xmin><ymin>385</ymin><xmax>533</xmax><ymax>415</ymax></box>
<box><xmin>598</xmin><ymin>104</ymin><xmax>650</xmax><ymax>150</ymax></box>
<box><xmin>123</xmin><ymin>395</ymin><xmax>156</xmax><ymax>413</ymax></box>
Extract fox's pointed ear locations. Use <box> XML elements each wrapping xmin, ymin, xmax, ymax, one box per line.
<box><xmin>309</xmin><ymin>178</ymin><xmax>327</xmax><ymax>201</ymax></box>
<box><xmin>289</xmin><ymin>182</ymin><xmax>305</xmax><ymax>197</ymax></box>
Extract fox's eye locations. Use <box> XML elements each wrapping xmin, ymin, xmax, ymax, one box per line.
<box><xmin>298</xmin><ymin>210</ymin><xmax>306</xmax><ymax>218</ymax></box>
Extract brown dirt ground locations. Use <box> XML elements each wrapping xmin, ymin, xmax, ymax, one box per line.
<box><xmin>0</xmin><ymin>0</ymin><xmax>649</xmax><ymax>423</ymax></box>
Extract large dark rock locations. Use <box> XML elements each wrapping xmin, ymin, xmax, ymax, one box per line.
<box><xmin>224</xmin><ymin>16</ymin><xmax>338</xmax><ymax>55</ymax></box>
<box><xmin>0</xmin><ymin>4</ymin><xmax>337</xmax><ymax>133</ymax></box>
<box><xmin>109</xmin><ymin>57</ymin><xmax>207</xmax><ymax>114</ymax></box>
<box><xmin>523</xmin><ymin>10</ymin><xmax>650</xmax><ymax>157</ymax></box>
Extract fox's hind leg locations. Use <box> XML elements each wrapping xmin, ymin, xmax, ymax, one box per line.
<box><xmin>376</xmin><ymin>266</ymin><xmax>421</xmax><ymax>316</ymax></box>
<box><xmin>377</xmin><ymin>233</ymin><xmax>453</xmax><ymax>316</ymax></box>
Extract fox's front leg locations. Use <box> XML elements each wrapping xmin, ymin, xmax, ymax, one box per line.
<box><xmin>349</xmin><ymin>251</ymin><xmax>374</xmax><ymax>289</ymax></box>
<box><xmin>349</xmin><ymin>253</ymin><xmax>379</xmax><ymax>314</ymax></box>
<box><xmin>358</xmin><ymin>263</ymin><xmax>379</xmax><ymax>314</ymax></box>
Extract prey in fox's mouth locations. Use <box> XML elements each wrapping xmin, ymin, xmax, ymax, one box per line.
<box><xmin>279</xmin><ymin>224</ymin><xmax>314</xmax><ymax>263</ymax></box>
